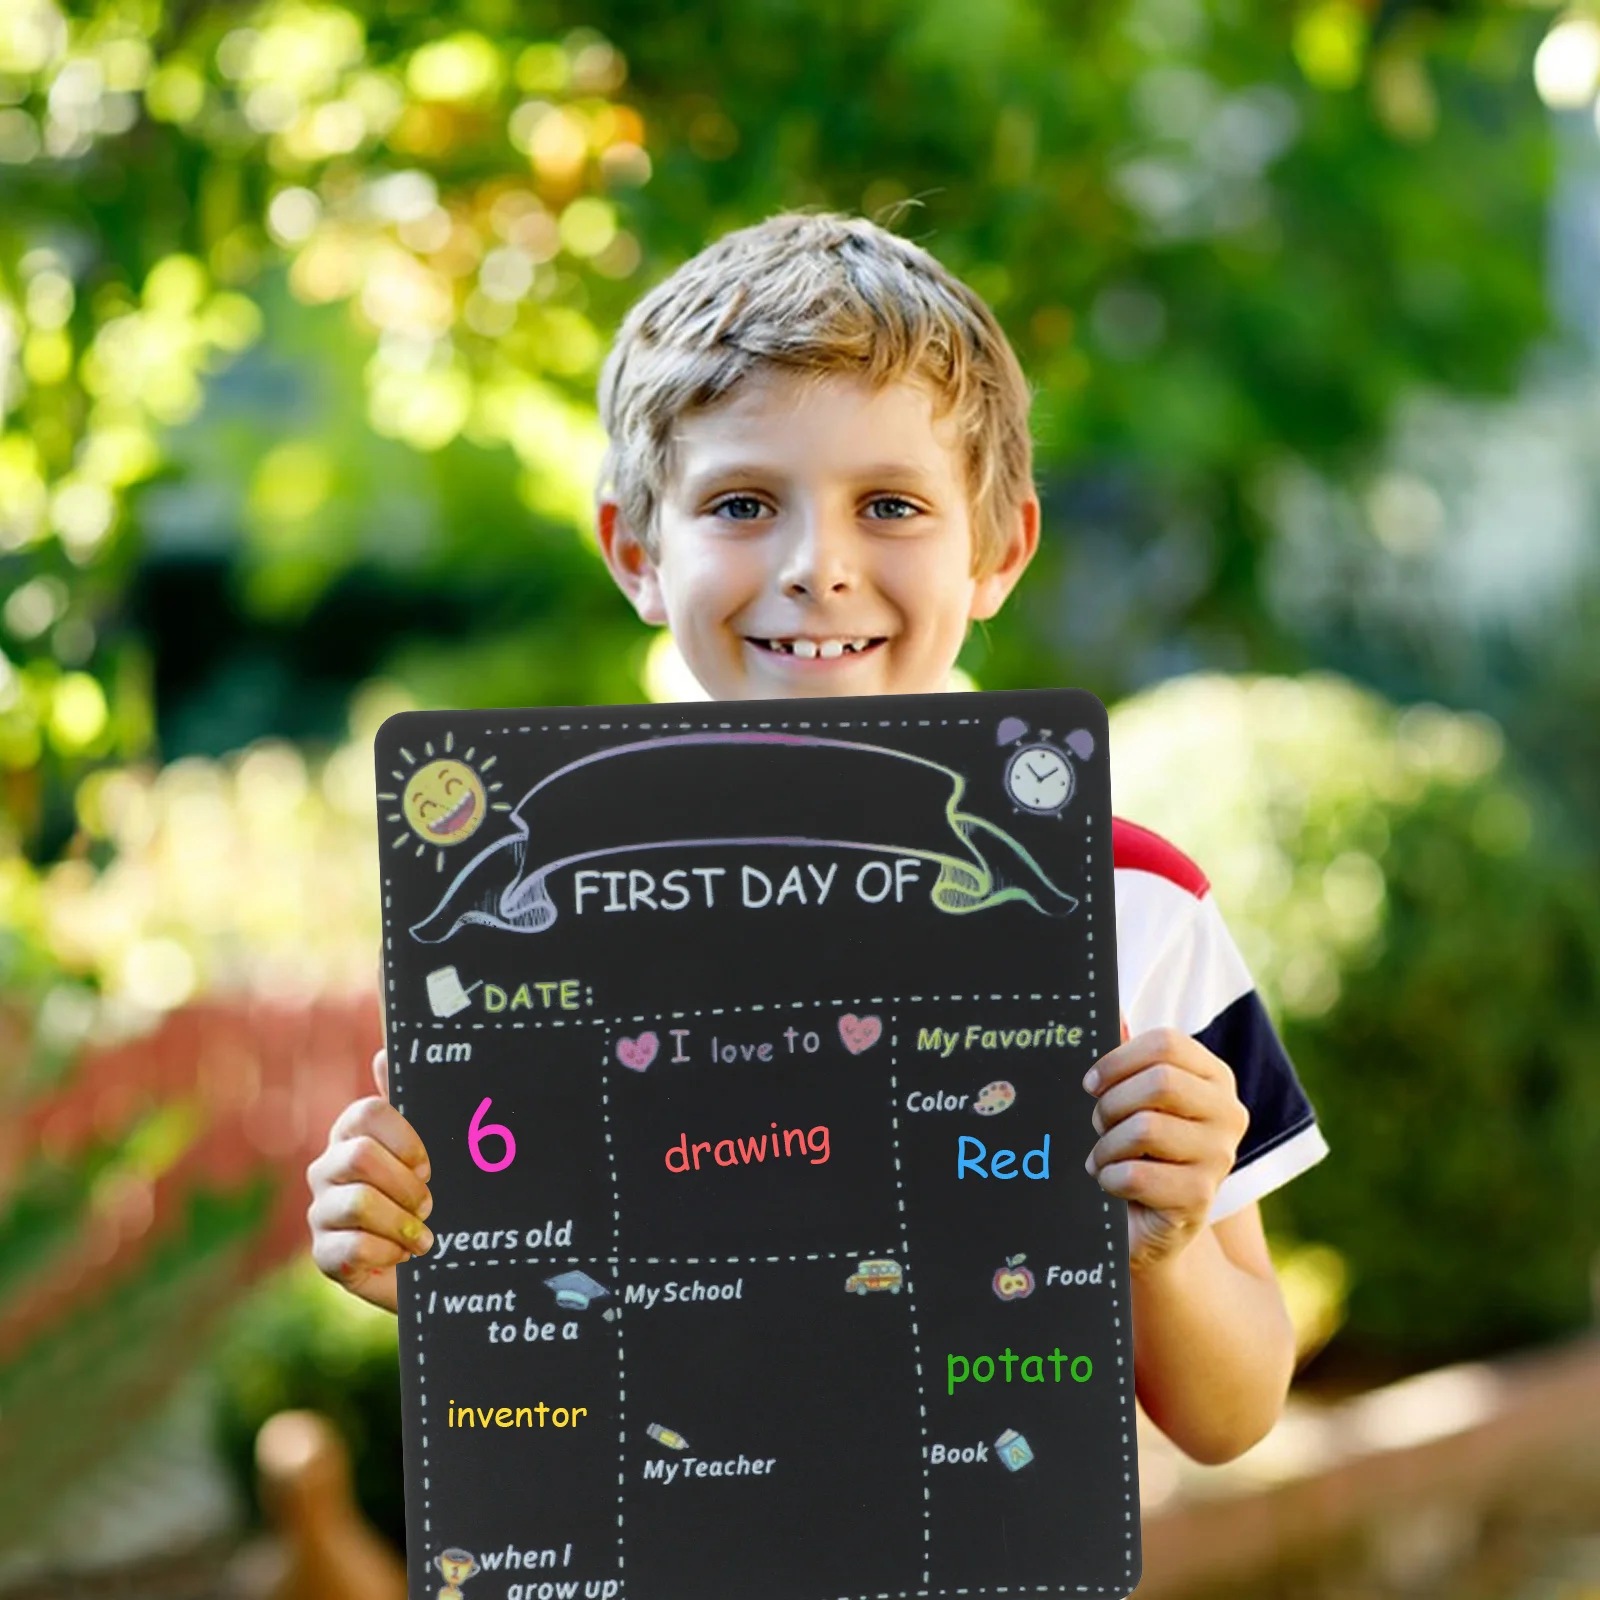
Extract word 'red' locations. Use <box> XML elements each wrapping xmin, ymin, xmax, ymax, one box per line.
<box><xmin>957</xmin><ymin>1134</ymin><xmax>1051</xmax><ymax>1179</ymax></box>
<box><xmin>946</xmin><ymin>1349</ymin><xmax>1094</xmax><ymax>1393</ymax></box>
<box><xmin>665</xmin><ymin>1124</ymin><xmax>831</xmax><ymax>1172</ymax></box>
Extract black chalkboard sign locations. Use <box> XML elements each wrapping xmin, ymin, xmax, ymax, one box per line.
<box><xmin>375</xmin><ymin>688</ymin><xmax>1140</xmax><ymax>1600</ymax></box>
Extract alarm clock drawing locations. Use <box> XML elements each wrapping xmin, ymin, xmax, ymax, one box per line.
<box><xmin>996</xmin><ymin>716</ymin><xmax>1094</xmax><ymax>816</ymax></box>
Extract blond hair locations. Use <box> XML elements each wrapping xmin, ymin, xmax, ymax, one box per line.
<box><xmin>595</xmin><ymin>210</ymin><xmax>1035</xmax><ymax>575</ymax></box>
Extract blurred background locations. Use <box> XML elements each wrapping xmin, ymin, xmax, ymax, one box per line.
<box><xmin>2</xmin><ymin>0</ymin><xmax>1599</xmax><ymax>1594</ymax></box>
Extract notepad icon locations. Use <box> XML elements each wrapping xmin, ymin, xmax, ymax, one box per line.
<box><xmin>995</xmin><ymin>1429</ymin><xmax>1034</xmax><ymax>1471</ymax></box>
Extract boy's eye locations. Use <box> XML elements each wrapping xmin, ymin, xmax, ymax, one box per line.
<box><xmin>866</xmin><ymin>495</ymin><xmax>919</xmax><ymax>520</ymax></box>
<box><xmin>710</xmin><ymin>494</ymin><xmax>768</xmax><ymax>521</ymax></box>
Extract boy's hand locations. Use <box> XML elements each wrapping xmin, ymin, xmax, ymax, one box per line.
<box><xmin>307</xmin><ymin>1049</ymin><xmax>433</xmax><ymax>1313</ymax></box>
<box><xmin>1082</xmin><ymin>1028</ymin><xmax>1249</xmax><ymax>1274</ymax></box>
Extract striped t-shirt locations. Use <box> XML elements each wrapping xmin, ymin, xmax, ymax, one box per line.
<box><xmin>1112</xmin><ymin>817</ymin><xmax>1330</xmax><ymax>1224</ymax></box>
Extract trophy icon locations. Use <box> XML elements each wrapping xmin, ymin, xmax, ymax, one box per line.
<box><xmin>435</xmin><ymin>1547</ymin><xmax>478</xmax><ymax>1597</ymax></box>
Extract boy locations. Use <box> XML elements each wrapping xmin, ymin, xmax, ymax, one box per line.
<box><xmin>307</xmin><ymin>210</ymin><xmax>1329</xmax><ymax>1467</ymax></box>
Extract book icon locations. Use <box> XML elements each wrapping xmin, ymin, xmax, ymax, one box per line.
<box><xmin>995</xmin><ymin>1429</ymin><xmax>1034</xmax><ymax>1472</ymax></box>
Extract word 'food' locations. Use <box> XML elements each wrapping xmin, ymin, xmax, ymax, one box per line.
<box><xmin>946</xmin><ymin>1349</ymin><xmax>1094</xmax><ymax>1394</ymax></box>
<box><xmin>1046</xmin><ymin>1264</ymin><xmax>1105</xmax><ymax>1286</ymax></box>
<box><xmin>957</xmin><ymin>1134</ymin><xmax>1051</xmax><ymax>1179</ymax></box>
<box><xmin>917</xmin><ymin>1023</ymin><xmax>1083</xmax><ymax>1057</ymax></box>
<box><xmin>664</xmin><ymin>1125</ymin><xmax>830</xmax><ymax>1172</ymax></box>
<box><xmin>643</xmin><ymin>1456</ymin><xmax>778</xmax><ymax>1483</ymax></box>
<box><xmin>447</xmin><ymin>1402</ymin><xmax>589</xmax><ymax>1427</ymax></box>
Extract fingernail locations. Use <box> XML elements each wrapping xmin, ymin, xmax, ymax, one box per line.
<box><xmin>1085</xmin><ymin>1151</ymin><xmax>1096</xmax><ymax>1174</ymax></box>
<box><xmin>419</xmin><ymin>1193</ymin><xmax>433</xmax><ymax>1221</ymax></box>
<box><xmin>1083</xmin><ymin>1069</ymin><xmax>1099</xmax><ymax>1092</ymax></box>
<box><xmin>416</xmin><ymin>1225</ymin><xmax>434</xmax><ymax>1254</ymax></box>
<box><xmin>416</xmin><ymin>1161</ymin><xmax>431</xmax><ymax>1183</ymax></box>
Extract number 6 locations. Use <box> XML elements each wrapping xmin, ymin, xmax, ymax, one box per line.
<box><xmin>469</xmin><ymin>1096</ymin><xmax>516</xmax><ymax>1172</ymax></box>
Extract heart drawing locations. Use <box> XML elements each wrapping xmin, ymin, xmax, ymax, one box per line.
<box><xmin>838</xmin><ymin>1014</ymin><xmax>882</xmax><ymax>1055</ymax></box>
<box><xmin>616</xmin><ymin>1032</ymin><xmax>659</xmax><ymax>1072</ymax></box>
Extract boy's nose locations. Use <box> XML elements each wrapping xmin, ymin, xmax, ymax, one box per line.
<box><xmin>778</xmin><ymin>516</ymin><xmax>857</xmax><ymax>598</ymax></box>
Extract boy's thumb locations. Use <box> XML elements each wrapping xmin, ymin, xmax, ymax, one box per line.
<box><xmin>372</xmin><ymin>1049</ymin><xmax>389</xmax><ymax>1101</ymax></box>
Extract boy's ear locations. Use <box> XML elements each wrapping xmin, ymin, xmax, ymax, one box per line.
<box><xmin>596</xmin><ymin>497</ymin><xmax>668</xmax><ymax>626</ymax></box>
<box><xmin>969</xmin><ymin>493</ymin><xmax>1041</xmax><ymax>622</ymax></box>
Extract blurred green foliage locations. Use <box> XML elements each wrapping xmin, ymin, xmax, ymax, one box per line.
<box><xmin>212</xmin><ymin>1258</ymin><xmax>404</xmax><ymax>1549</ymax></box>
<box><xmin>0</xmin><ymin>0</ymin><xmax>1563</xmax><ymax>873</ymax></box>
<box><xmin>0</xmin><ymin>1180</ymin><xmax>272</xmax><ymax>1547</ymax></box>
<box><xmin>1279</xmin><ymin>764</ymin><xmax>1600</xmax><ymax>1363</ymax></box>
<box><xmin>1112</xmin><ymin>675</ymin><xmax>1600</xmax><ymax>1366</ymax></box>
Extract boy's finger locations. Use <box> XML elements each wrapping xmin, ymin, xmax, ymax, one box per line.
<box><xmin>1090</xmin><ymin>1063</ymin><xmax>1225</xmax><ymax>1132</ymax></box>
<box><xmin>1084</xmin><ymin>1027</ymin><xmax>1224</xmax><ymax>1095</ymax></box>
<box><xmin>327</xmin><ymin>1095</ymin><xmax>431</xmax><ymax>1178</ymax></box>
<box><xmin>311</xmin><ymin>1226</ymin><xmax>408</xmax><ymax>1292</ymax></box>
<box><xmin>1088</xmin><ymin>1109</ymin><xmax>1215</xmax><ymax>1173</ymax></box>
<box><xmin>372</xmin><ymin>1048</ymin><xmax>390</xmax><ymax>1102</ymax></box>
<box><xmin>1092</xmin><ymin>1157</ymin><xmax>1213</xmax><ymax>1214</ymax></box>
<box><xmin>309</xmin><ymin>1180</ymin><xmax>434</xmax><ymax>1256</ymax></box>
<box><xmin>309</xmin><ymin>1131</ymin><xmax>433</xmax><ymax>1219</ymax></box>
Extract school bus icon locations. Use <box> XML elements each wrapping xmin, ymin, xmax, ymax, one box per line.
<box><xmin>845</xmin><ymin>1259</ymin><xmax>904</xmax><ymax>1295</ymax></box>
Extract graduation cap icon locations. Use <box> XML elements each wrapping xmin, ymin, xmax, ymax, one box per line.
<box><xmin>544</xmin><ymin>1270</ymin><xmax>610</xmax><ymax>1311</ymax></box>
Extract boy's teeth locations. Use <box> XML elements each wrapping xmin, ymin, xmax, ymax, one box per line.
<box><xmin>759</xmin><ymin>636</ymin><xmax>875</xmax><ymax>656</ymax></box>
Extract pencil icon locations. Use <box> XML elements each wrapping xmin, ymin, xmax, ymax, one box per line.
<box><xmin>647</xmin><ymin>1423</ymin><xmax>690</xmax><ymax>1451</ymax></box>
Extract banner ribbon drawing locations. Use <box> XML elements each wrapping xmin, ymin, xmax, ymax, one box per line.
<box><xmin>410</xmin><ymin>732</ymin><xmax>1079</xmax><ymax>943</ymax></box>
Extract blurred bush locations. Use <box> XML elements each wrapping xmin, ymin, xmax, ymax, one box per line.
<box><xmin>212</xmin><ymin>1256</ymin><xmax>404</xmax><ymax>1552</ymax></box>
<box><xmin>1112</xmin><ymin>674</ymin><xmax>1600</xmax><ymax>1368</ymax></box>
<box><xmin>0</xmin><ymin>719</ymin><xmax>384</xmax><ymax>1565</ymax></box>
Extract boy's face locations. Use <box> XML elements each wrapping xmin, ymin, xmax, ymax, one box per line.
<box><xmin>599</xmin><ymin>369</ymin><xmax>1038</xmax><ymax>700</ymax></box>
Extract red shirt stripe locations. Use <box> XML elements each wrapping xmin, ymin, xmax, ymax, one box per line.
<box><xmin>1112</xmin><ymin>816</ymin><xmax>1210</xmax><ymax>899</ymax></box>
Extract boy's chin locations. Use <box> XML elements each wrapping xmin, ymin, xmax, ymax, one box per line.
<box><xmin>737</xmin><ymin>659</ymin><xmax>955</xmax><ymax>700</ymax></box>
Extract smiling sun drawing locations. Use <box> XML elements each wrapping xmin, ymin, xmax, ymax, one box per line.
<box><xmin>380</xmin><ymin>732</ymin><xmax>511</xmax><ymax>871</ymax></box>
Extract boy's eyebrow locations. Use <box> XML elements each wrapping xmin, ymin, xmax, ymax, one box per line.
<box><xmin>680</xmin><ymin>460</ymin><xmax>939</xmax><ymax>497</ymax></box>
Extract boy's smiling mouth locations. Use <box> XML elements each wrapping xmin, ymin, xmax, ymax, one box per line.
<box><xmin>746</xmin><ymin>636</ymin><xmax>886</xmax><ymax>660</ymax></box>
